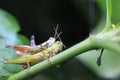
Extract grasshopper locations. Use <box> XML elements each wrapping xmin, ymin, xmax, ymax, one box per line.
<box><xmin>6</xmin><ymin>25</ymin><xmax>62</xmax><ymax>56</ymax></box>
<box><xmin>4</xmin><ymin>41</ymin><xmax>63</xmax><ymax>65</ymax></box>
<box><xmin>4</xmin><ymin>25</ymin><xmax>63</xmax><ymax>66</ymax></box>
<box><xmin>6</xmin><ymin>36</ymin><xmax>56</xmax><ymax>56</ymax></box>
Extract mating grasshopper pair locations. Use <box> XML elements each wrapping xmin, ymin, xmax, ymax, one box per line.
<box><xmin>4</xmin><ymin>26</ymin><xmax>63</xmax><ymax>66</ymax></box>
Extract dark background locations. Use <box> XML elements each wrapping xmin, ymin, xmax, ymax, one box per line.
<box><xmin>0</xmin><ymin>0</ymin><xmax>100</xmax><ymax>46</ymax></box>
<box><xmin>0</xmin><ymin>0</ymin><xmax>102</xmax><ymax>80</ymax></box>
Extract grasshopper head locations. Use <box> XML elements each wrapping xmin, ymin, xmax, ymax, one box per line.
<box><xmin>51</xmin><ymin>41</ymin><xmax>63</xmax><ymax>53</ymax></box>
<box><xmin>46</xmin><ymin>37</ymin><xmax>56</xmax><ymax>47</ymax></box>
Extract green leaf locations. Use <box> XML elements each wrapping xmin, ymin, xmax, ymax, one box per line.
<box><xmin>96</xmin><ymin>0</ymin><xmax>120</xmax><ymax>23</ymax></box>
<box><xmin>77</xmin><ymin>50</ymin><xmax>120</xmax><ymax>78</ymax></box>
<box><xmin>0</xmin><ymin>9</ymin><xmax>29</xmax><ymax>78</ymax></box>
<box><xmin>0</xmin><ymin>9</ymin><xmax>20</xmax><ymax>33</ymax></box>
<box><xmin>79</xmin><ymin>0</ymin><xmax>120</xmax><ymax>79</ymax></box>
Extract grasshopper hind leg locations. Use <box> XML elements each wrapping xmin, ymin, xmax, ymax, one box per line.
<box><xmin>41</xmin><ymin>50</ymin><xmax>54</xmax><ymax>64</ymax></box>
<box><xmin>22</xmin><ymin>61</ymin><xmax>30</xmax><ymax>69</ymax></box>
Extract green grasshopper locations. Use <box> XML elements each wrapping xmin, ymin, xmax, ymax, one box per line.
<box><xmin>4</xmin><ymin>26</ymin><xmax>63</xmax><ymax>66</ymax></box>
<box><xmin>4</xmin><ymin>41</ymin><xmax>63</xmax><ymax>65</ymax></box>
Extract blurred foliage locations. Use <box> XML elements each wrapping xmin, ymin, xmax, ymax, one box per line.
<box><xmin>78</xmin><ymin>0</ymin><xmax>120</xmax><ymax>79</ymax></box>
<box><xmin>0</xmin><ymin>9</ymin><xmax>29</xmax><ymax>80</ymax></box>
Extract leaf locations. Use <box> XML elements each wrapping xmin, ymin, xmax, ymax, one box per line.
<box><xmin>77</xmin><ymin>50</ymin><xmax>120</xmax><ymax>79</ymax></box>
<box><xmin>78</xmin><ymin>0</ymin><xmax>120</xmax><ymax>79</ymax></box>
<box><xmin>96</xmin><ymin>0</ymin><xmax>120</xmax><ymax>23</ymax></box>
<box><xmin>0</xmin><ymin>9</ymin><xmax>29</xmax><ymax>78</ymax></box>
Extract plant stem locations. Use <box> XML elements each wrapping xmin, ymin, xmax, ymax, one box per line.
<box><xmin>7</xmin><ymin>37</ymin><xmax>120</xmax><ymax>80</ymax></box>
<box><xmin>103</xmin><ymin>0</ymin><xmax>112</xmax><ymax>32</ymax></box>
<box><xmin>91</xmin><ymin>38</ymin><xmax>120</xmax><ymax>53</ymax></box>
<box><xmin>7</xmin><ymin>38</ymin><xmax>94</xmax><ymax>80</ymax></box>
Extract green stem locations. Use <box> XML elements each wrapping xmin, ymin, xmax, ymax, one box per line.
<box><xmin>7</xmin><ymin>38</ymin><xmax>94</xmax><ymax>80</ymax></box>
<box><xmin>7</xmin><ymin>37</ymin><xmax>120</xmax><ymax>80</ymax></box>
<box><xmin>91</xmin><ymin>38</ymin><xmax>120</xmax><ymax>53</ymax></box>
<box><xmin>103</xmin><ymin>0</ymin><xmax>112</xmax><ymax>32</ymax></box>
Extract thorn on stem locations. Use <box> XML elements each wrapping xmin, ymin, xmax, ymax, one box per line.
<box><xmin>96</xmin><ymin>48</ymin><xmax>104</xmax><ymax>66</ymax></box>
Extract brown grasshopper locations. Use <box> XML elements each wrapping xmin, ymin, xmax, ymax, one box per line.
<box><xmin>6</xmin><ymin>26</ymin><xmax>62</xmax><ymax>56</ymax></box>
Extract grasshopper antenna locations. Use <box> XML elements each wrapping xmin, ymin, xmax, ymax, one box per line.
<box><xmin>54</xmin><ymin>24</ymin><xmax>59</xmax><ymax>39</ymax></box>
<box><xmin>54</xmin><ymin>24</ymin><xmax>66</xmax><ymax>48</ymax></box>
<box><xmin>54</xmin><ymin>24</ymin><xmax>62</xmax><ymax>40</ymax></box>
<box><xmin>30</xmin><ymin>35</ymin><xmax>36</xmax><ymax>47</ymax></box>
